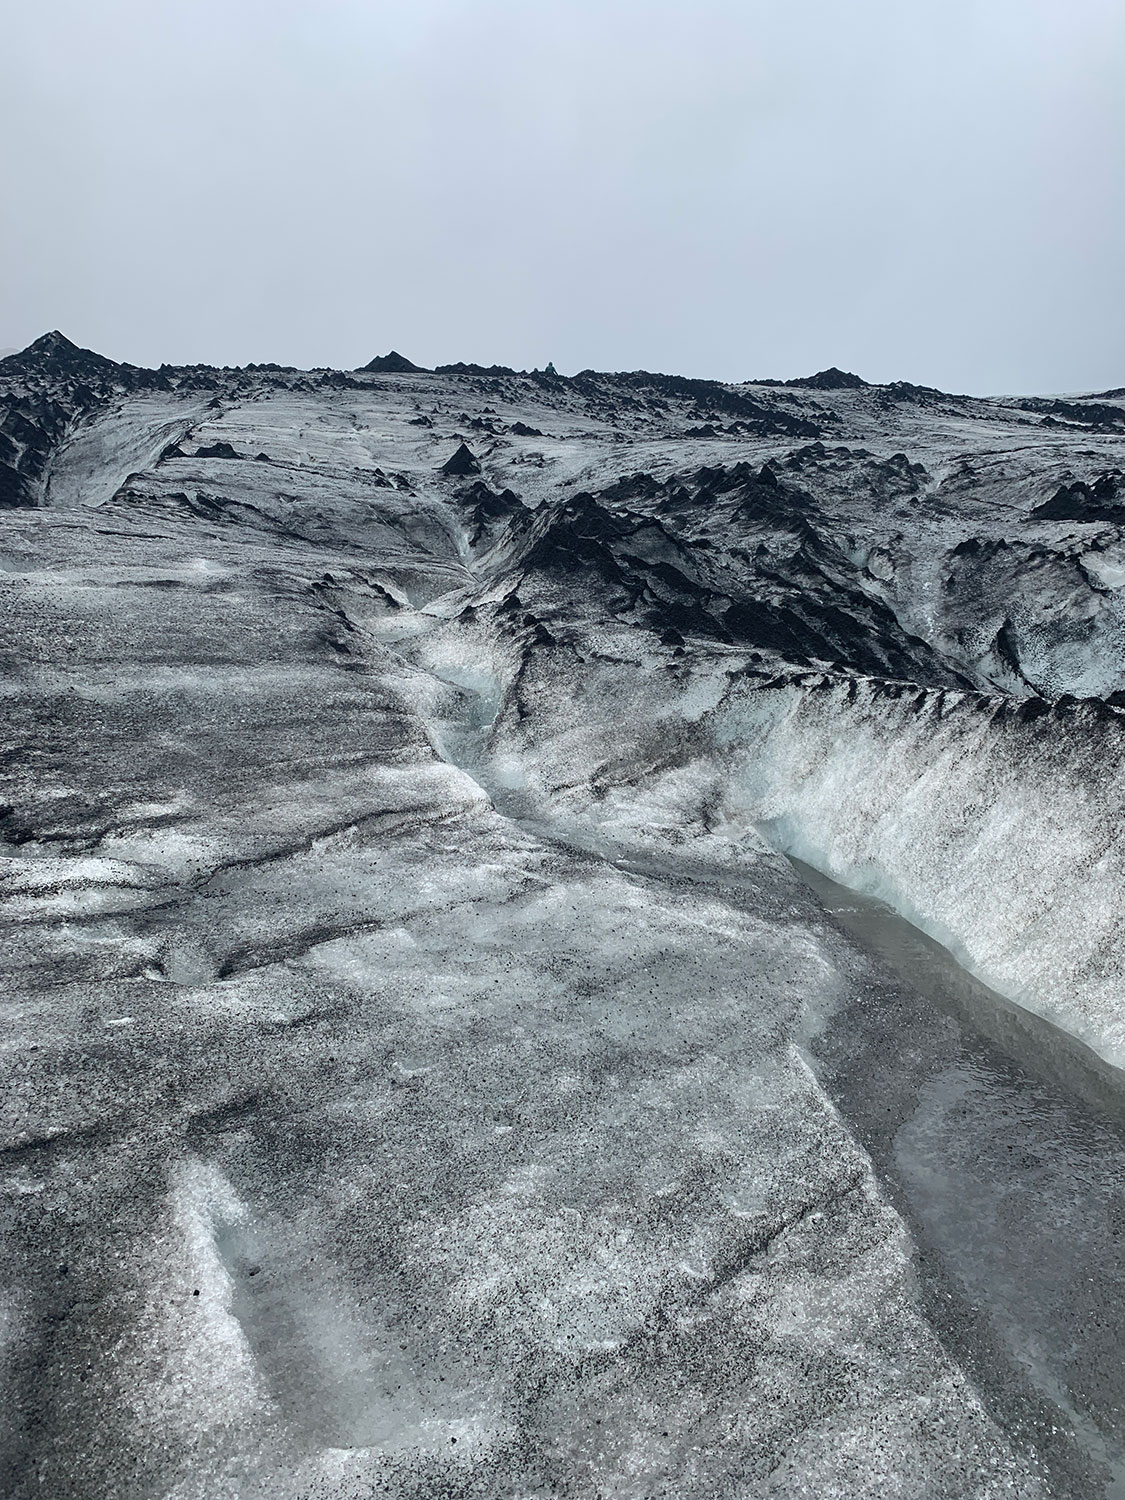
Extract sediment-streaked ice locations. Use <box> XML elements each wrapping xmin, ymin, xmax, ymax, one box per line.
<box><xmin>2</xmin><ymin>335</ymin><xmax>1124</xmax><ymax>1497</ymax></box>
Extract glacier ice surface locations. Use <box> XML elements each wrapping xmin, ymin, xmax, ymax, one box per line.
<box><xmin>2</xmin><ymin>338</ymin><xmax>1124</xmax><ymax>1497</ymax></box>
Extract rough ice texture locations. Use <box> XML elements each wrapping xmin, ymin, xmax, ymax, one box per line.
<box><xmin>2</xmin><ymin>332</ymin><xmax>1124</xmax><ymax>1497</ymax></box>
<box><xmin>719</xmin><ymin>679</ymin><xmax>1125</xmax><ymax>1064</ymax></box>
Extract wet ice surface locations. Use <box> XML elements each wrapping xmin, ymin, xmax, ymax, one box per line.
<box><xmin>794</xmin><ymin>859</ymin><xmax>1125</xmax><ymax>1497</ymax></box>
<box><xmin>3</xmin><ymin>340</ymin><xmax>1125</xmax><ymax>1496</ymax></box>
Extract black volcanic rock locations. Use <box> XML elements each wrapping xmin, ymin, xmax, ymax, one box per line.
<box><xmin>601</xmin><ymin>471</ymin><xmax>666</xmax><ymax>503</ymax></box>
<box><xmin>1031</xmin><ymin>474</ymin><xmax>1125</xmax><ymax>523</ymax></box>
<box><xmin>461</xmin><ymin>480</ymin><xmax>519</xmax><ymax>516</ymax></box>
<box><xmin>589</xmin><ymin>370</ymin><xmax>822</xmax><ymax>437</ymax></box>
<box><xmin>435</xmin><ymin>361</ymin><xmax>520</xmax><ymax>377</ymax></box>
<box><xmin>884</xmin><ymin>380</ymin><xmax>954</xmax><ymax>403</ymax></box>
<box><xmin>0</xmin><ymin>390</ymin><xmax>81</xmax><ymax>507</ymax></box>
<box><xmin>441</xmin><ymin>441</ymin><xmax>481</xmax><ymax>475</ymax></box>
<box><xmin>461</xmin><ymin>479</ymin><xmax>523</xmax><ymax>545</ymax></box>
<box><xmin>0</xmin><ymin>330</ymin><xmax>122</xmax><ymax>379</ymax></box>
<box><xmin>1022</xmin><ymin>398</ymin><xmax>1125</xmax><ymax>431</ymax></box>
<box><xmin>785</xmin><ymin>367</ymin><xmax>869</xmax><ymax>390</ymax></box>
<box><xmin>194</xmin><ymin>441</ymin><xmax>242</xmax><ymax>460</ymax></box>
<box><xmin>319</xmin><ymin>370</ymin><xmax>362</xmax><ymax>390</ymax></box>
<box><xmin>361</xmin><ymin>351</ymin><xmax>427</xmax><ymax>374</ymax></box>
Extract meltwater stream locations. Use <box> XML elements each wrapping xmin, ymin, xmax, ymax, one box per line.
<box><xmin>793</xmin><ymin>858</ymin><xmax>1125</xmax><ymax>1499</ymax></box>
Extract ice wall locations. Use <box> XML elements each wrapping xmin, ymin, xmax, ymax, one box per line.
<box><xmin>712</xmin><ymin>678</ymin><xmax>1125</xmax><ymax>1064</ymax></box>
<box><xmin>481</xmin><ymin>633</ymin><xmax>1125</xmax><ymax>1067</ymax></box>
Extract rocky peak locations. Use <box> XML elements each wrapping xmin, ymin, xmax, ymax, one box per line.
<box><xmin>361</xmin><ymin>350</ymin><xmax>427</xmax><ymax>374</ymax></box>
<box><xmin>2</xmin><ymin>330</ymin><xmax>121</xmax><ymax>375</ymax></box>
<box><xmin>785</xmin><ymin>367</ymin><xmax>869</xmax><ymax>390</ymax></box>
<box><xmin>440</xmin><ymin>441</ymin><xmax>481</xmax><ymax>476</ymax></box>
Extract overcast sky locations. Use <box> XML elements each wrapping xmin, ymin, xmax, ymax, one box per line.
<box><xmin>3</xmin><ymin>0</ymin><xmax>1123</xmax><ymax>392</ymax></box>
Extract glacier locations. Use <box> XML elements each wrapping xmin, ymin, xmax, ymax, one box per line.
<box><xmin>1</xmin><ymin>334</ymin><xmax>1124</xmax><ymax>1498</ymax></box>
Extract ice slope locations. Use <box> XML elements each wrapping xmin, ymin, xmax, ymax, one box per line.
<box><xmin>479</xmin><ymin>639</ymin><xmax>1125</xmax><ymax>1062</ymax></box>
<box><xmin>1</xmin><ymin>334</ymin><xmax>1124</xmax><ymax>1497</ymax></box>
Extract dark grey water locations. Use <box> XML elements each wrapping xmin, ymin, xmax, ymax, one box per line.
<box><xmin>792</xmin><ymin>857</ymin><xmax>1125</xmax><ymax>1499</ymax></box>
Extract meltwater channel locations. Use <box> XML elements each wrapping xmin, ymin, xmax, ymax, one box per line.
<box><xmin>792</xmin><ymin>858</ymin><xmax>1125</xmax><ymax>1499</ymax></box>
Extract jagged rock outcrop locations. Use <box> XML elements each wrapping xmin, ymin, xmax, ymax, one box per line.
<box><xmin>1030</xmin><ymin>473</ymin><xmax>1125</xmax><ymax>523</ymax></box>
<box><xmin>440</xmin><ymin>439</ymin><xmax>481</xmax><ymax>475</ymax></box>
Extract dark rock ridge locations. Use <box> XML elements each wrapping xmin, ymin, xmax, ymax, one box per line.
<box><xmin>434</xmin><ymin>360</ymin><xmax>522</xmax><ymax>377</ymax></box>
<box><xmin>1022</xmin><ymin>397</ymin><xmax>1125</xmax><ymax>431</ymax></box>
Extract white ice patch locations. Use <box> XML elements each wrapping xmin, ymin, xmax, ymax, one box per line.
<box><xmin>43</xmin><ymin>395</ymin><xmax>206</xmax><ymax>510</ymax></box>
<box><xmin>109</xmin><ymin>1156</ymin><xmax>271</xmax><ymax>1454</ymax></box>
